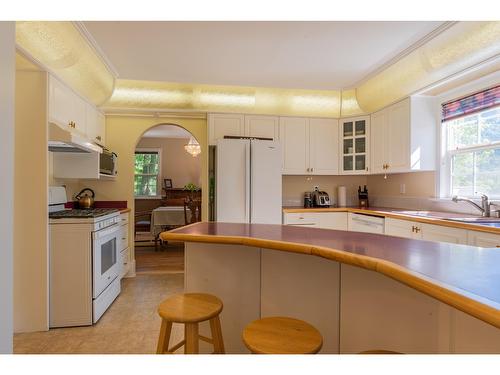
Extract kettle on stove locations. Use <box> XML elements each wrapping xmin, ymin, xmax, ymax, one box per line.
<box><xmin>75</xmin><ymin>188</ymin><xmax>95</xmax><ymax>209</ymax></box>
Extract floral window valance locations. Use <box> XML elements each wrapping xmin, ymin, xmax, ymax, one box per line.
<box><xmin>442</xmin><ymin>85</ymin><xmax>500</xmax><ymax>122</ymax></box>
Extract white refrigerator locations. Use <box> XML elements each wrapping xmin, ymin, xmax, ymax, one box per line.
<box><xmin>215</xmin><ymin>138</ymin><xmax>282</xmax><ymax>224</ymax></box>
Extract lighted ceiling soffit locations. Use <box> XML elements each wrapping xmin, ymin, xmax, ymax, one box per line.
<box><xmin>356</xmin><ymin>21</ymin><xmax>500</xmax><ymax>112</ymax></box>
<box><xmin>15</xmin><ymin>21</ymin><xmax>115</xmax><ymax>105</ymax></box>
<box><xmin>104</xmin><ymin>79</ymin><xmax>346</xmax><ymax>118</ymax></box>
<box><xmin>15</xmin><ymin>21</ymin><xmax>500</xmax><ymax>116</ymax></box>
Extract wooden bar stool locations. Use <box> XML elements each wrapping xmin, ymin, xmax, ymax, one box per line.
<box><xmin>242</xmin><ymin>316</ymin><xmax>323</xmax><ymax>354</ymax></box>
<box><xmin>156</xmin><ymin>293</ymin><xmax>225</xmax><ymax>354</ymax></box>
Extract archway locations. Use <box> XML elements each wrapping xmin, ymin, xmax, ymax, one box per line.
<box><xmin>133</xmin><ymin>123</ymin><xmax>202</xmax><ymax>274</ymax></box>
<box><xmin>79</xmin><ymin>114</ymin><xmax>208</xmax><ymax>277</ymax></box>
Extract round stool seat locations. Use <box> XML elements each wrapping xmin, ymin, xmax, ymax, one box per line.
<box><xmin>158</xmin><ymin>293</ymin><xmax>223</xmax><ymax>323</ymax></box>
<box><xmin>242</xmin><ymin>316</ymin><xmax>323</xmax><ymax>354</ymax></box>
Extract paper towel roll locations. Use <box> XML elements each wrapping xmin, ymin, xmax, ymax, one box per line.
<box><xmin>338</xmin><ymin>186</ymin><xmax>347</xmax><ymax>207</ymax></box>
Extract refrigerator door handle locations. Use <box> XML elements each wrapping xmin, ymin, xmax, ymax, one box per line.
<box><xmin>245</xmin><ymin>141</ymin><xmax>251</xmax><ymax>223</ymax></box>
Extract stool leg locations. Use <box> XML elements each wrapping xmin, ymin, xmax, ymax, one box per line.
<box><xmin>157</xmin><ymin>320</ymin><xmax>173</xmax><ymax>354</ymax></box>
<box><xmin>209</xmin><ymin>316</ymin><xmax>225</xmax><ymax>354</ymax></box>
<box><xmin>184</xmin><ymin>323</ymin><xmax>199</xmax><ymax>354</ymax></box>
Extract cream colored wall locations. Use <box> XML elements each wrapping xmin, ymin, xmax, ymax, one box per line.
<box><xmin>14</xmin><ymin>70</ymin><xmax>49</xmax><ymax>332</ymax></box>
<box><xmin>0</xmin><ymin>22</ymin><xmax>15</xmax><ymax>352</ymax></box>
<box><xmin>77</xmin><ymin>115</ymin><xmax>208</xmax><ymax>269</ymax></box>
<box><xmin>283</xmin><ymin>175</ymin><xmax>369</xmax><ymax>207</ymax></box>
<box><xmin>366</xmin><ymin>171</ymin><xmax>436</xmax><ymax>198</ymax></box>
<box><xmin>137</xmin><ymin>137</ymin><xmax>201</xmax><ymax>189</ymax></box>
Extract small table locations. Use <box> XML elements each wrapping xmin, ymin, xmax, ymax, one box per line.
<box><xmin>151</xmin><ymin>206</ymin><xmax>192</xmax><ymax>250</ymax></box>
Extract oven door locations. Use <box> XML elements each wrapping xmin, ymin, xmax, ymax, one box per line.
<box><xmin>92</xmin><ymin>223</ymin><xmax>120</xmax><ymax>298</ymax></box>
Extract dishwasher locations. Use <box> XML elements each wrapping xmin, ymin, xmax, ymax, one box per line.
<box><xmin>348</xmin><ymin>213</ymin><xmax>385</xmax><ymax>234</ymax></box>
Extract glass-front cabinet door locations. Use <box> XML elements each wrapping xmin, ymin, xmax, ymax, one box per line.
<box><xmin>340</xmin><ymin>116</ymin><xmax>370</xmax><ymax>174</ymax></box>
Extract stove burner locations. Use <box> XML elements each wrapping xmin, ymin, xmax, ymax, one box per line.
<box><xmin>49</xmin><ymin>208</ymin><xmax>119</xmax><ymax>219</ymax></box>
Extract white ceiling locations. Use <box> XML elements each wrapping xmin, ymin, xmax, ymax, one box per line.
<box><xmin>141</xmin><ymin>125</ymin><xmax>192</xmax><ymax>138</ymax></box>
<box><xmin>83</xmin><ymin>21</ymin><xmax>444</xmax><ymax>90</ymax></box>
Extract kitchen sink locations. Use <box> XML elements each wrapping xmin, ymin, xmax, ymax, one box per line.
<box><xmin>444</xmin><ymin>217</ymin><xmax>500</xmax><ymax>223</ymax></box>
<box><xmin>444</xmin><ymin>217</ymin><xmax>500</xmax><ymax>228</ymax></box>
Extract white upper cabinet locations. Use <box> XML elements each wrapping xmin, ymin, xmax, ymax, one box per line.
<box><xmin>280</xmin><ymin>117</ymin><xmax>309</xmax><ymax>174</ymax></box>
<box><xmin>49</xmin><ymin>75</ymin><xmax>86</xmax><ymax>136</ymax></box>
<box><xmin>85</xmin><ymin>103</ymin><xmax>106</xmax><ymax>146</ymax></box>
<box><xmin>370</xmin><ymin>97</ymin><xmax>436</xmax><ymax>174</ymax></box>
<box><xmin>208</xmin><ymin>113</ymin><xmax>245</xmax><ymax>145</ymax></box>
<box><xmin>309</xmin><ymin>118</ymin><xmax>339</xmax><ymax>175</ymax></box>
<box><xmin>209</xmin><ymin>114</ymin><xmax>279</xmax><ymax>145</ymax></box>
<box><xmin>244</xmin><ymin>115</ymin><xmax>279</xmax><ymax>140</ymax></box>
<box><xmin>49</xmin><ymin>74</ymin><xmax>105</xmax><ymax>146</ymax></box>
<box><xmin>280</xmin><ymin>117</ymin><xmax>339</xmax><ymax>175</ymax></box>
<box><xmin>339</xmin><ymin>116</ymin><xmax>370</xmax><ymax>174</ymax></box>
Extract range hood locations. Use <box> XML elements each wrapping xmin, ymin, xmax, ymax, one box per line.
<box><xmin>48</xmin><ymin>123</ymin><xmax>102</xmax><ymax>153</ymax></box>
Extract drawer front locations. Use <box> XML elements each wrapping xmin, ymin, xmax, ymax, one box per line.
<box><xmin>119</xmin><ymin>212</ymin><xmax>129</xmax><ymax>225</ymax></box>
<box><xmin>283</xmin><ymin>212</ymin><xmax>317</xmax><ymax>225</ymax></box>
<box><xmin>467</xmin><ymin>230</ymin><xmax>500</xmax><ymax>248</ymax></box>
<box><xmin>119</xmin><ymin>225</ymin><xmax>128</xmax><ymax>251</ymax></box>
<box><xmin>120</xmin><ymin>247</ymin><xmax>130</xmax><ymax>278</ymax></box>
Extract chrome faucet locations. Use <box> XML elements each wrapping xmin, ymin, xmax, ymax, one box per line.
<box><xmin>452</xmin><ymin>194</ymin><xmax>491</xmax><ymax>217</ymax></box>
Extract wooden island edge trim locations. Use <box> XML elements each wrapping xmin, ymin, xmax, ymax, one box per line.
<box><xmin>160</xmin><ymin>230</ymin><xmax>500</xmax><ymax>329</ymax></box>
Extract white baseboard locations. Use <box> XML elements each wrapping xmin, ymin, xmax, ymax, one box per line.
<box><xmin>124</xmin><ymin>259</ymin><xmax>136</xmax><ymax>278</ymax></box>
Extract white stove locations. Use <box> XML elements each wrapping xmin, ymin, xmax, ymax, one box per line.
<box><xmin>49</xmin><ymin>186</ymin><xmax>121</xmax><ymax>327</ymax></box>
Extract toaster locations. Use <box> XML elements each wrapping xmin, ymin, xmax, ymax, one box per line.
<box><xmin>312</xmin><ymin>190</ymin><xmax>331</xmax><ymax>207</ymax></box>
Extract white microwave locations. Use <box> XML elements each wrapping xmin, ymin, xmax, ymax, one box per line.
<box><xmin>100</xmin><ymin>149</ymin><xmax>118</xmax><ymax>176</ymax></box>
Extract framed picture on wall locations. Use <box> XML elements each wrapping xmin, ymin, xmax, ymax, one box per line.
<box><xmin>164</xmin><ymin>178</ymin><xmax>173</xmax><ymax>189</ymax></box>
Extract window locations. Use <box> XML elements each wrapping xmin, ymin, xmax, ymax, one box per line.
<box><xmin>442</xmin><ymin>85</ymin><xmax>500</xmax><ymax>198</ymax></box>
<box><xmin>134</xmin><ymin>149</ymin><xmax>161</xmax><ymax>197</ymax></box>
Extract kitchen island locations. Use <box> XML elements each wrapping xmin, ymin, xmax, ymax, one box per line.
<box><xmin>161</xmin><ymin>222</ymin><xmax>500</xmax><ymax>354</ymax></box>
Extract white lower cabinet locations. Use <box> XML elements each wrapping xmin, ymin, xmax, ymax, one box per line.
<box><xmin>384</xmin><ymin>217</ymin><xmax>421</xmax><ymax>239</ymax></box>
<box><xmin>420</xmin><ymin>223</ymin><xmax>468</xmax><ymax>244</ymax></box>
<box><xmin>316</xmin><ymin>212</ymin><xmax>347</xmax><ymax>230</ymax></box>
<box><xmin>385</xmin><ymin>218</ymin><xmax>468</xmax><ymax>244</ymax></box>
<box><xmin>287</xmin><ymin>214</ymin><xmax>499</xmax><ymax>248</ymax></box>
<box><xmin>119</xmin><ymin>212</ymin><xmax>130</xmax><ymax>278</ymax></box>
<box><xmin>283</xmin><ymin>212</ymin><xmax>347</xmax><ymax>230</ymax></box>
<box><xmin>467</xmin><ymin>230</ymin><xmax>500</xmax><ymax>247</ymax></box>
<box><xmin>120</xmin><ymin>248</ymin><xmax>130</xmax><ymax>278</ymax></box>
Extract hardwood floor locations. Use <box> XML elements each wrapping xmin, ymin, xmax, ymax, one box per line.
<box><xmin>135</xmin><ymin>241</ymin><xmax>185</xmax><ymax>275</ymax></box>
<box><xmin>14</xmin><ymin>274</ymin><xmax>185</xmax><ymax>354</ymax></box>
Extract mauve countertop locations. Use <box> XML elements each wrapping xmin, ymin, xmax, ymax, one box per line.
<box><xmin>162</xmin><ymin>222</ymin><xmax>500</xmax><ymax>328</ymax></box>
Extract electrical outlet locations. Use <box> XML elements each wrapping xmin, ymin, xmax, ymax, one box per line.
<box><xmin>400</xmin><ymin>183</ymin><xmax>406</xmax><ymax>194</ymax></box>
<box><xmin>313</xmin><ymin>185</ymin><xmax>319</xmax><ymax>191</ymax></box>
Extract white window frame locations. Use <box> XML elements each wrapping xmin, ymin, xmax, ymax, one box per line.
<box><xmin>134</xmin><ymin>147</ymin><xmax>162</xmax><ymax>199</ymax></box>
<box><xmin>437</xmin><ymin>72</ymin><xmax>500</xmax><ymax>199</ymax></box>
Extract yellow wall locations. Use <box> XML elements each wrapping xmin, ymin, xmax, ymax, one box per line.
<box><xmin>77</xmin><ymin>115</ymin><xmax>208</xmax><ymax>266</ymax></box>
<box><xmin>137</xmin><ymin>136</ymin><xmax>202</xmax><ymax>189</ymax></box>
<box><xmin>14</xmin><ymin>70</ymin><xmax>48</xmax><ymax>332</ymax></box>
<box><xmin>366</xmin><ymin>171</ymin><xmax>436</xmax><ymax>198</ymax></box>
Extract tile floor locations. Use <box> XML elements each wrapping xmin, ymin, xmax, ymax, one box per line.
<box><xmin>14</xmin><ymin>273</ymin><xmax>185</xmax><ymax>354</ymax></box>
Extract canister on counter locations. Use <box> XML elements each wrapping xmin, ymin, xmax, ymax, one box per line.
<box><xmin>304</xmin><ymin>192</ymin><xmax>312</xmax><ymax>208</ymax></box>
